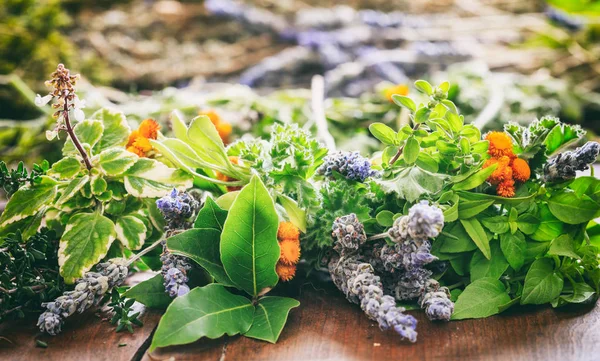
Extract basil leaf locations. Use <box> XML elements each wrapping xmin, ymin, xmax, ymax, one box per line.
<box><xmin>452</xmin><ymin>278</ymin><xmax>511</xmax><ymax>320</ymax></box>
<box><xmin>500</xmin><ymin>231</ymin><xmax>526</xmax><ymax>271</ymax></box>
<box><xmin>460</xmin><ymin>218</ymin><xmax>491</xmax><ymax>260</ymax></box>
<box><xmin>521</xmin><ymin>258</ymin><xmax>564</xmax><ymax>305</ymax></box>
<box><xmin>470</xmin><ymin>241</ymin><xmax>509</xmax><ymax>282</ymax></box>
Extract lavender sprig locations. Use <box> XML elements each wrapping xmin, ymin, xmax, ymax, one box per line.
<box><xmin>317</xmin><ymin>151</ymin><xmax>379</xmax><ymax>182</ymax></box>
<box><xmin>542</xmin><ymin>141</ymin><xmax>600</xmax><ymax>183</ymax></box>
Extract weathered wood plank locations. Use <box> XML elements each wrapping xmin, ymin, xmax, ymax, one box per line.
<box><xmin>145</xmin><ymin>284</ymin><xmax>600</xmax><ymax>361</ymax></box>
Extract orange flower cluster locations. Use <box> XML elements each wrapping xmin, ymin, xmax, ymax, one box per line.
<box><xmin>385</xmin><ymin>84</ymin><xmax>409</xmax><ymax>102</ymax></box>
<box><xmin>127</xmin><ymin>119</ymin><xmax>161</xmax><ymax>157</ymax></box>
<box><xmin>200</xmin><ymin>110</ymin><xmax>232</xmax><ymax>144</ymax></box>
<box><xmin>216</xmin><ymin>156</ymin><xmax>243</xmax><ymax>192</ymax></box>
<box><xmin>483</xmin><ymin>132</ymin><xmax>531</xmax><ymax>197</ymax></box>
<box><xmin>275</xmin><ymin>222</ymin><xmax>301</xmax><ymax>282</ymax></box>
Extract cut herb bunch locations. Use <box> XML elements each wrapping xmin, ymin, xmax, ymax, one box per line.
<box><xmin>2</xmin><ymin>65</ymin><xmax>600</xmax><ymax>348</ymax></box>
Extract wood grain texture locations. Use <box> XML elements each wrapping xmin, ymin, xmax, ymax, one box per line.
<box><xmin>146</xmin><ymin>283</ymin><xmax>600</xmax><ymax>361</ymax></box>
<box><xmin>1</xmin><ymin>282</ymin><xmax>599</xmax><ymax>361</ymax></box>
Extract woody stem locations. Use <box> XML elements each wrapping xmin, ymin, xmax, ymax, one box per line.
<box><xmin>63</xmin><ymin>99</ymin><xmax>92</xmax><ymax>170</ymax></box>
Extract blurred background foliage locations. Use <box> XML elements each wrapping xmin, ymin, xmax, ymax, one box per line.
<box><xmin>1</xmin><ymin>0</ymin><xmax>600</xmax><ymax>166</ymax></box>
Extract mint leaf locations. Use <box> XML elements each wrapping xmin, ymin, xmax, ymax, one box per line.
<box><xmin>481</xmin><ymin>215</ymin><xmax>509</xmax><ymax>234</ymax></box>
<box><xmin>517</xmin><ymin>213</ymin><xmax>540</xmax><ymax>235</ymax></box>
<box><xmin>369</xmin><ymin>123</ymin><xmax>398</xmax><ymax>145</ymax></box>
<box><xmin>244</xmin><ymin>296</ymin><xmax>300</xmax><ymax>343</ymax></box>
<box><xmin>220</xmin><ymin>175</ymin><xmax>280</xmax><ymax>297</ymax></box>
<box><xmin>452</xmin><ymin>278</ymin><xmax>511</xmax><ymax>320</ymax></box>
<box><xmin>531</xmin><ymin>203</ymin><xmax>563</xmax><ymax>241</ymax></box>
<box><xmin>521</xmin><ymin>258</ymin><xmax>564</xmax><ymax>305</ymax></box>
<box><xmin>470</xmin><ymin>241</ymin><xmax>509</xmax><ymax>282</ymax></box>
<box><xmin>548</xmin><ymin>191</ymin><xmax>600</xmax><ymax>225</ymax></box>
<box><xmin>150</xmin><ymin>284</ymin><xmax>254</xmax><ymax>351</ymax></box>
<box><xmin>548</xmin><ymin>234</ymin><xmax>580</xmax><ymax>259</ymax></box>
<box><xmin>500</xmin><ymin>231</ymin><xmax>526</xmax><ymax>271</ymax></box>
<box><xmin>460</xmin><ymin>218</ymin><xmax>491</xmax><ymax>260</ymax></box>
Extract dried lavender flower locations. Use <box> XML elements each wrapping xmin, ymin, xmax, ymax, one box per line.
<box><xmin>407</xmin><ymin>201</ymin><xmax>444</xmax><ymax>240</ymax></box>
<box><xmin>160</xmin><ymin>251</ymin><xmax>192</xmax><ymax>298</ymax></box>
<box><xmin>388</xmin><ymin>215</ymin><xmax>410</xmax><ymax>243</ymax></box>
<box><xmin>331</xmin><ymin>213</ymin><xmax>367</xmax><ymax>253</ymax></box>
<box><xmin>37</xmin><ymin>259</ymin><xmax>128</xmax><ymax>335</ymax></box>
<box><xmin>543</xmin><ymin>141</ymin><xmax>600</xmax><ymax>183</ymax></box>
<box><xmin>156</xmin><ymin>189</ymin><xmax>200</xmax><ymax>231</ymax></box>
<box><xmin>317</xmin><ymin>151</ymin><xmax>379</xmax><ymax>182</ymax></box>
<box><xmin>379</xmin><ymin>239</ymin><xmax>437</xmax><ymax>272</ymax></box>
<box><xmin>419</xmin><ymin>279</ymin><xmax>454</xmax><ymax>321</ymax></box>
<box><xmin>394</xmin><ymin>267</ymin><xmax>432</xmax><ymax>301</ymax></box>
<box><xmin>328</xmin><ymin>254</ymin><xmax>417</xmax><ymax>342</ymax></box>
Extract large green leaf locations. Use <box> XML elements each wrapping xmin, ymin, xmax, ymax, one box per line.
<box><xmin>548</xmin><ymin>234</ymin><xmax>580</xmax><ymax>259</ymax></box>
<box><xmin>124</xmin><ymin>158</ymin><xmax>193</xmax><ymax>198</ymax></box>
<box><xmin>58</xmin><ymin>212</ymin><xmax>116</xmax><ymax>283</ymax></box>
<box><xmin>500</xmin><ymin>231</ymin><xmax>526</xmax><ymax>271</ymax></box>
<box><xmin>97</xmin><ymin>148</ymin><xmax>138</xmax><ymax>176</ymax></box>
<box><xmin>460</xmin><ymin>218</ymin><xmax>491</xmax><ymax>260</ymax></box>
<box><xmin>150</xmin><ymin>284</ymin><xmax>254</xmax><ymax>351</ymax></box>
<box><xmin>91</xmin><ymin>108</ymin><xmax>131</xmax><ymax>152</ymax></box>
<box><xmin>220</xmin><ymin>175</ymin><xmax>280</xmax><ymax>297</ymax></box>
<box><xmin>115</xmin><ymin>215</ymin><xmax>147</xmax><ymax>250</ymax></box>
<box><xmin>531</xmin><ymin>203</ymin><xmax>563</xmax><ymax>241</ymax></box>
<box><xmin>378</xmin><ymin>166</ymin><xmax>446</xmax><ymax>202</ymax></box>
<box><xmin>548</xmin><ymin>191</ymin><xmax>600</xmax><ymax>225</ymax></box>
<box><xmin>452</xmin><ymin>278</ymin><xmax>511</xmax><ymax>320</ymax></box>
<box><xmin>186</xmin><ymin>115</ymin><xmax>230</xmax><ymax>168</ymax></box>
<box><xmin>0</xmin><ymin>176</ymin><xmax>57</xmax><ymax>227</ymax></box>
<box><xmin>123</xmin><ymin>274</ymin><xmax>172</xmax><ymax>309</ymax></box>
<box><xmin>63</xmin><ymin>119</ymin><xmax>104</xmax><ymax>155</ymax></box>
<box><xmin>470</xmin><ymin>241</ymin><xmax>509</xmax><ymax>282</ymax></box>
<box><xmin>168</xmin><ymin>228</ymin><xmax>234</xmax><ymax>287</ymax></box>
<box><xmin>521</xmin><ymin>258</ymin><xmax>564</xmax><ymax>305</ymax></box>
<box><xmin>244</xmin><ymin>296</ymin><xmax>300</xmax><ymax>343</ymax></box>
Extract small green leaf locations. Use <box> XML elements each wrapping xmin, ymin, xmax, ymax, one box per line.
<box><xmin>458</xmin><ymin>197</ymin><xmax>494</xmax><ymax>219</ymax></box>
<box><xmin>244</xmin><ymin>296</ymin><xmax>300</xmax><ymax>343</ymax></box>
<box><xmin>168</xmin><ymin>228</ymin><xmax>234</xmax><ymax>287</ymax></box>
<box><xmin>481</xmin><ymin>216</ymin><xmax>509</xmax><ymax>234</ymax></box>
<box><xmin>150</xmin><ymin>284</ymin><xmax>254</xmax><ymax>352</ymax></box>
<box><xmin>215</xmin><ymin>191</ymin><xmax>239</xmax><ymax>210</ymax></box>
<box><xmin>500</xmin><ymin>231</ymin><xmax>526</xmax><ymax>271</ymax></box>
<box><xmin>403</xmin><ymin>137</ymin><xmax>420</xmax><ymax>164</ymax></box>
<box><xmin>56</xmin><ymin>176</ymin><xmax>89</xmax><ymax>206</ymax></box>
<box><xmin>98</xmin><ymin>148</ymin><xmax>138</xmax><ymax>176</ymax></box>
<box><xmin>123</xmin><ymin>274</ymin><xmax>172</xmax><ymax>309</ymax></box>
<box><xmin>438</xmin><ymin>222</ymin><xmax>478</xmax><ymax>253</ymax></box>
<box><xmin>63</xmin><ymin>119</ymin><xmax>104</xmax><ymax>155</ymax></box>
<box><xmin>453</xmin><ymin>164</ymin><xmax>497</xmax><ymax>191</ymax></box>
<box><xmin>59</xmin><ymin>212</ymin><xmax>116</xmax><ymax>283</ymax></box>
<box><xmin>391</xmin><ymin>94</ymin><xmax>416</xmax><ymax>112</ymax></box>
<box><xmin>560</xmin><ymin>282</ymin><xmax>595</xmax><ymax>304</ymax></box>
<box><xmin>414</xmin><ymin>80</ymin><xmax>433</xmax><ymax>95</ymax></box>
<box><xmin>194</xmin><ymin>197</ymin><xmax>227</xmax><ymax>231</ymax></box>
<box><xmin>548</xmin><ymin>234</ymin><xmax>580</xmax><ymax>259</ymax></box>
<box><xmin>452</xmin><ymin>278</ymin><xmax>511</xmax><ymax>320</ymax></box>
<box><xmin>521</xmin><ymin>258</ymin><xmax>564</xmax><ymax>305</ymax></box>
<box><xmin>221</xmin><ymin>176</ymin><xmax>280</xmax><ymax>296</ymax></box>
<box><xmin>416</xmin><ymin>152</ymin><xmax>439</xmax><ymax>173</ymax></box>
<box><xmin>91</xmin><ymin>108</ymin><xmax>131</xmax><ymax>152</ymax></box>
<box><xmin>278</xmin><ymin>194</ymin><xmax>307</xmax><ymax>233</ymax></box>
<box><xmin>116</xmin><ymin>215</ymin><xmax>147</xmax><ymax>250</ymax></box>
<box><xmin>414</xmin><ymin>107</ymin><xmax>431</xmax><ymax>123</ymax></box>
<box><xmin>369</xmin><ymin>123</ymin><xmax>398</xmax><ymax>146</ymax></box>
<box><xmin>517</xmin><ymin>214</ymin><xmax>540</xmax><ymax>235</ymax></box>
<box><xmin>124</xmin><ymin>158</ymin><xmax>193</xmax><ymax>198</ymax></box>
<box><xmin>460</xmin><ymin>218</ymin><xmax>491</xmax><ymax>259</ymax></box>
<box><xmin>0</xmin><ymin>177</ymin><xmax>57</xmax><ymax>227</ymax></box>
<box><xmin>376</xmin><ymin>210</ymin><xmax>395</xmax><ymax>227</ymax></box>
<box><xmin>48</xmin><ymin>157</ymin><xmax>82</xmax><ymax>179</ymax></box>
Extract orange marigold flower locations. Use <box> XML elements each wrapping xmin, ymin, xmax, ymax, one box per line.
<box><xmin>276</xmin><ymin>262</ymin><xmax>296</xmax><ymax>282</ymax></box>
<box><xmin>497</xmin><ymin>179</ymin><xmax>516</xmax><ymax>198</ymax></box>
<box><xmin>485</xmin><ymin>132</ymin><xmax>515</xmax><ymax>158</ymax></box>
<box><xmin>511</xmin><ymin>158</ymin><xmax>531</xmax><ymax>182</ymax></box>
<box><xmin>484</xmin><ymin>156</ymin><xmax>512</xmax><ymax>185</ymax></box>
<box><xmin>138</xmin><ymin>119</ymin><xmax>161</xmax><ymax>140</ymax></box>
<box><xmin>279</xmin><ymin>239</ymin><xmax>301</xmax><ymax>265</ymax></box>
<box><xmin>127</xmin><ymin>130</ymin><xmax>140</xmax><ymax>148</ymax></box>
<box><xmin>385</xmin><ymin>84</ymin><xmax>409</xmax><ymax>102</ymax></box>
<box><xmin>277</xmin><ymin>221</ymin><xmax>300</xmax><ymax>242</ymax></box>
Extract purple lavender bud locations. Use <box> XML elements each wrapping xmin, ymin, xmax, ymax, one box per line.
<box><xmin>419</xmin><ymin>279</ymin><xmax>454</xmax><ymax>321</ymax></box>
<box><xmin>407</xmin><ymin>201</ymin><xmax>444</xmax><ymax>240</ymax></box>
<box><xmin>543</xmin><ymin>141</ymin><xmax>600</xmax><ymax>182</ymax></box>
<box><xmin>161</xmin><ymin>251</ymin><xmax>192</xmax><ymax>298</ymax></box>
<box><xmin>156</xmin><ymin>189</ymin><xmax>199</xmax><ymax>231</ymax></box>
<box><xmin>331</xmin><ymin>213</ymin><xmax>367</xmax><ymax>253</ymax></box>
<box><xmin>317</xmin><ymin>151</ymin><xmax>379</xmax><ymax>182</ymax></box>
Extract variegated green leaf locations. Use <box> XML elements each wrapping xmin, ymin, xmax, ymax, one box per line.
<box><xmin>124</xmin><ymin>158</ymin><xmax>192</xmax><ymax>198</ymax></box>
<box><xmin>116</xmin><ymin>215</ymin><xmax>147</xmax><ymax>250</ymax></box>
<box><xmin>0</xmin><ymin>176</ymin><xmax>57</xmax><ymax>227</ymax></box>
<box><xmin>59</xmin><ymin>212</ymin><xmax>116</xmax><ymax>283</ymax></box>
<box><xmin>91</xmin><ymin>176</ymin><xmax>107</xmax><ymax>195</ymax></box>
<box><xmin>48</xmin><ymin>157</ymin><xmax>82</xmax><ymax>179</ymax></box>
<box><xmin>91</xmin><ymin>108</ymin><xmax>131</xmax><ymax>152</ymax></box>
<box><xmin>56</xmin><ymin>175</ymin><xmax>90</xmax><ymax>206</ymax></box>
<box><xmin>97</xmin><ymin>148</ymin><xmax>138</xmax><ymax>176</ymax></box>
<box><xmin>63</xmin><ymin>119</ymin><xmax>104</xmax><ymax>155</ymax></box>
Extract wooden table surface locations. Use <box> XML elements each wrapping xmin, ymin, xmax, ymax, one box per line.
<box><xmin>1</xmin><ymin>281</ymin><xmax>598</xmax><ymax>361</ymax></box>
